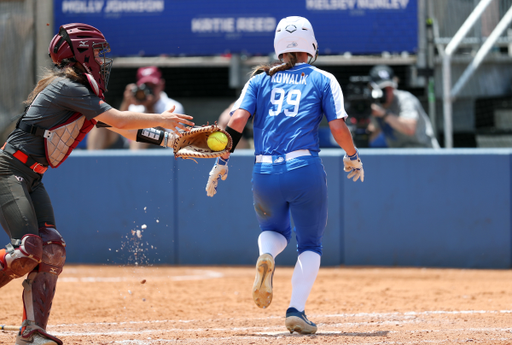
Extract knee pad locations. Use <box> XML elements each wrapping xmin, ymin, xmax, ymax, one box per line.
<box><xmin>0</xmin><ymin>235</ymin><xmax>43</xmax><ymax>288</ymax></box>
<box><xmin>38</xmin><ymin>227</ymin><xmax>66</xmax><ymax>275</ymax></box>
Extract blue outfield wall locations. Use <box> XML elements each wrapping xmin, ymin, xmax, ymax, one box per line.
<box><xmin>10</xmin><ymin>148</ymin><xmax>511</xmax><ymax>268</ymax></box>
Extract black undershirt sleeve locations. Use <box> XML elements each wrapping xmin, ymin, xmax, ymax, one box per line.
<box><xmin>225</xmin><ymin>126</ymin><xmax>243</xmax><ymax>153</ymax></box>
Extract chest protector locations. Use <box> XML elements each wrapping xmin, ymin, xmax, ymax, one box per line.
<box><xmin>43</xmin><ymin>112</ymin><xmax>96</xmax><ymax>168</ymax></box>
<box><xmin>45</xmin><ymin>75</ymin><xmax>103</xmax><ymax>168</ymax></box>
<box><xmin>17</xmin><ymin>76</ymin><xmax>103</xmax><ymax>168</ymax></box>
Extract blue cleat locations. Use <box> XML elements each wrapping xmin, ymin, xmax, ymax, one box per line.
<box><xmin>285</xmin><ymin>307</ymin><xmax>317</xmax><ymax>334</ymax></box>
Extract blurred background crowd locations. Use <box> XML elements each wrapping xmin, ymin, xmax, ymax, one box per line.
<box><xmin>2</xmin><ymin>0</ymin><xmax>512</xmax><ymax>151</ymax></box>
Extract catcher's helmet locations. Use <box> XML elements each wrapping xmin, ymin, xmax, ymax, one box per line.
<box><xmin>274</xmin><ymin>16</ymin><xmax>318</xmax><ymax>62</ymax></box>
<box><xmin>48</xmin><ymin>23</ymin><xmax>113</xmax><ymax>93</ymax></box>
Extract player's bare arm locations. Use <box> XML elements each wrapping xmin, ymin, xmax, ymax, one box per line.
<box><xmin>96</xmin><ymin>105</ymin><xmax>194</xmax><ymax>132</ymax></box>
<box><xmin>226</xmin><ymin>108</ymin><xmax>251</xmax><ymax>133</ymax></box>
<box><xmin>330</xmin><ymin>118</ymin><xmax>364</xmax><ymax>182</ymax></box>
<box><xmin>329</xmin><ymin>118</ymin><xmax>357</xmax><ymax>156</ymax></box>
<box><xmin>220</xmin><ymin>108</ymin><xmax>251</xmax><ymax>160</ymax></box>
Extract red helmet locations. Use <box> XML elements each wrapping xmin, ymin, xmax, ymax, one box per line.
<box><xmin>48</xmin><ymin>23</ymin><xmax>113</xmax><ymax>93</ymax></box>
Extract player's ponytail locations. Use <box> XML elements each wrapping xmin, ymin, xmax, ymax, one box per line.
<box><xmin>250</xmin><ymin>53</ymin><xmax>299</xmax><ymax>78</ymax></box>
<box><xmin>24</xmin><ymin>65</ymin><xmax>87</xmax><ymax>105</ymax></box>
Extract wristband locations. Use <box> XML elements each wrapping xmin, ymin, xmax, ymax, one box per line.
<box><xmin>217</xmin><ymin>157</ymin><xmax>229</xmax><ymax>165</ymax></box>
<box><xmin>225</xmin><ymin>126</ymin><xmax>243</xmax><ymax>153</ymax></box>
<box><xmin>348</xmin><ymin>149</ymin><xmax>359</xmax><ymax>160</ymax></box>
<box><xmin>136</xmin><ymin>128</ymin><xmax>164</xmax><ymax>145</ymax></box>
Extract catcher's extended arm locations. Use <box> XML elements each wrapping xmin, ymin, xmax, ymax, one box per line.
<box><xmin>172</xmin><ymin>124</ymin><xmax>233</xmax><ymax>160</ymax></box>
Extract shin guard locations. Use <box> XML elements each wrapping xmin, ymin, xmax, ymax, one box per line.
<box><xmin>19</xmin><ymin>227</ymin><xmax>65</xmax><ymax>344</ymax></box>
<box><xmin>0</xmin><ymin>235</ymin><xmax>42</xmax><ymax>288</ymax></box>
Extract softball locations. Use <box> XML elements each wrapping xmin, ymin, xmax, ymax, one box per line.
<box><xmin>207</xmin><ymin>131</ymin><xmax>228</xmax><ymax>151</ymax></box>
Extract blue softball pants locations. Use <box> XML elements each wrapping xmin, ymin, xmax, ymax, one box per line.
<box><xmin>251</xmin><ymin>156</ymin><xmax>328</xmax><ymax>256</ymax></box>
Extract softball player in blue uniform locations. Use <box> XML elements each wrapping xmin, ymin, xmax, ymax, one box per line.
<box><xmin>206</xmin><ymin>16</ymin><xmax>364</xmax><ymax>334</ymax></box>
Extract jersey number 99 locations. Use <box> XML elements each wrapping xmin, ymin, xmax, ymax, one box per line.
<box><xmin>269</xmin><ymin>88</ymin><xmax>302</xmax><ymax>117</ymax></box>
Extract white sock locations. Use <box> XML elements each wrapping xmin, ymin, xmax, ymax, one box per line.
<box><xmin>258</xmin><ymin>231</ymin><xmax>287</xmax><ymax>258</ymax></box>
<box><xmin>289</xmin><ymin>251</ymin><xmax>321</xmax><ymax>312</ymax></box>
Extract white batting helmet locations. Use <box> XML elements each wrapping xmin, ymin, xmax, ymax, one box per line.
<box><xmin>274</xmin><ymin>16</ymin><xmax>318</xmax><ymax>60</ymax></box>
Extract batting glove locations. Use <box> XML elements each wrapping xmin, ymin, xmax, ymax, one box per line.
<box><xmin>343</xmin><ymin>150</ymin><xmax>364</xmax><ymax>182</ymax></box>
<box><xmin>206</xmin><ymin>157</ymin><xmax>229</xmax><ymax>197</ymax></box>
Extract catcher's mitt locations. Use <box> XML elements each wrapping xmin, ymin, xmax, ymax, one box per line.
<box><xmin>172</xmin><ymin>124</ymin><xmax>233</xmax><ymax>161</ymax></box>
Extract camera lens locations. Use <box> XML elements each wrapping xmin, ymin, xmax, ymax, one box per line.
<box><xmin>132</xmin><ymin>83</ymin><xmax>153</xmax><ymax>102</ymax></box>
<box><xmin>134</xmin><ymin>89</ymin><xmax>146</xmax><ymax>101</ymax></box>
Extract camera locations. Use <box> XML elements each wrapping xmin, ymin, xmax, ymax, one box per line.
<box><xmin>344</xmin><ymin>76</ymin><xmax>387</xmax><ymax>147</ymax></box>
<box><xmin>131</xmin><ymin>83</ymin><xmax>154</xmax><ymax>102</ymax></box>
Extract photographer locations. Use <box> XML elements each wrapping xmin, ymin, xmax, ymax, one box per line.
<box><xmin>120</xmin><ymin>66</ymin><xmax>185</xmax><ymax>149</ymax></box>
<box><xmin>367</xmin><ymin>65</ymin><xmax>439</xmax><ymax>148</ymax></box>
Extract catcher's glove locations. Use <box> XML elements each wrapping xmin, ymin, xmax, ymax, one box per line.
<box><xmin>172</xmin><ymin>124</ymin><xmax>233</xmax><ymax>160</ymax></box>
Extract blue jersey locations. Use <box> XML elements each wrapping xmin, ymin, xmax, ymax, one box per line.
<box><xmin>232</xmin><ymin>63</ymin><xmax>347</xmax><ymax>155</ymax></box>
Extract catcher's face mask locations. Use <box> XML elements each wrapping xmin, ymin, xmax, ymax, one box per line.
<box><xmin>93</xmin><ymin>43</ymin><xmax>113</xmax><ymax>90</ymax></box>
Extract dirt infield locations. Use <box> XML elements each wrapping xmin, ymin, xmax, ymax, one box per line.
<box><xmin>1</xmin><ymin>265</ymin><xmax>511</xmax><ymax>344</ymax></box>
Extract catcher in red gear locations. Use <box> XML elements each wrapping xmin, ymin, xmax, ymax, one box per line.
<box><xmin>0</xmin><ymin>23</ymin><xmax>195</xmax><ymax>345</ymax></box>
